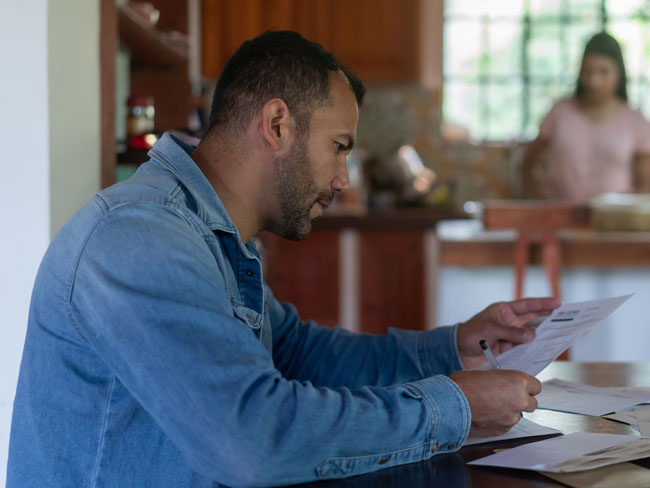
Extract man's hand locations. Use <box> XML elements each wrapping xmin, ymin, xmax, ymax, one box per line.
<box><xmin>457</xmin><ymin>297</ymin><xmax>560</xmax><ymax>370</ymax></box>
<box><xmin>450</xmin><ymin>369</ymin><xmax>542</xmax><ymax>437</ymax></box>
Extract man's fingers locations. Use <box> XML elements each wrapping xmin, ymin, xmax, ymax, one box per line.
<box><xmin>524</xmin><ymin>395</ymin><xmax>538</xmax><ymax>413</ymax></box>
<box><xmin>492</xmin><ymin>298</ymin><xmax>559</xmax><ymax>327</ymax></box>
<box><xmin>522</xmin><ymin>375</ymin><xmax>541</xmax><ymax>412</ymax></box>
<box><xmin>493</xmin><ymin>323</ymin><xmax>535</xmax><ymax>345</ymax></box>
<box><xmin>456</xmin><ymin>370</ymin><xmax>541</xmax><ymax>437</ymax></box>
<box><xmin>528</xmin><ymin>376</ymin><xmax>542</xmax><ymax>395</ymax></box>
<box><xmin>512</xmin><ymin>312</ymin><xmax>541</xmax><ymax>327</ymax></box>
<box><xmin>505</xmin><ymin>413</ymin><xmax>522</xmax><ymax>428</ymax></box>
<box><xmin>508</xmin><ymin>297</ymin><xmax>561</xmax><ymax>316</ymax></box>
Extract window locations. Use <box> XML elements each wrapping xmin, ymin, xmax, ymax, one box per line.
<box><xmin>443</xmin><ymin>0</ymin><xmax>650</xmax><ymax>141</ymax></box>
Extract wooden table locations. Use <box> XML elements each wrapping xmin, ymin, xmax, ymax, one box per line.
<box><xmin>292</xmin><ymin>362</ymin><xmax>650</xmax><ymax>487</ymax></box>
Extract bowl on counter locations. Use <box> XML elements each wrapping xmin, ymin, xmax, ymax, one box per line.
<box><xmin>590</xmin><ymin>193</ymin><xmax>650</xmax><ymax>232</ymax></box>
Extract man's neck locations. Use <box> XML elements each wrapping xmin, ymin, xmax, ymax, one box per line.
<box><xmin>191</xmin><ymin>135</ymin><xmax>262</xmax><ymax>243</ymax></box>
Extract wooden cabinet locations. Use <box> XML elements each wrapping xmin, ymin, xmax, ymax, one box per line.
<box><xmin>358</xmin><ymin>230</ymin><xmax>427</xmax><ymax>334</ymax></box>
<box><xmin>260</xmin><ymin>211</ymin><xmax>454</xmax><ymax>333</ymax></box>
<box><xmin>260</xmin><ymin>230</ymin><xmax>341</xmax><ymax>327</ymax></box>
<box><xmin>201</xmin><ymin>0</ymin><xmax>441</xmax><ymax>84</ymax></box>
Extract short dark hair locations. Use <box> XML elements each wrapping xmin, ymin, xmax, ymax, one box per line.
<box><xmin>206</xmin><ymin>30</ymin><xmax>365</xmax><ymax>136</ymax></box>
<box><xmin>575</xmin><ymin>31</ymin><xmax>628</xmax><ymax>102</ymax></box>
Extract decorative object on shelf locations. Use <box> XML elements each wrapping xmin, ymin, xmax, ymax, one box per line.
<box><xmin>363</xmin><ymin>145</ymin><xmax>436</xmax><ymax>209</ymax></box>
<box><xmin>357</xmin><ymin>86</ymin><xmax>442</xmax><ymax>209</ymax></box>
<box><xmin>117</xmin><ymin>2</ymin><xmax>189</xmax><ymax>68</ymax></box>
<box><xmin>128</xmin><ymin>2</ymin><xmax>160</xmax><ymax>26</ymax></box>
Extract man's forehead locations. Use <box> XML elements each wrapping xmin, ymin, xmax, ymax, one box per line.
<box><xmin>315</xmin><ymin>73</ymin><xmax>359</xmax><ymax>125</ymax></box>
<box><xmin>330</xmin><ymin>70</ymin><xmax>357</xmax><ymax>103</ymax></box>
<box><xmin>309</xmin><ymin>101</ymin><xmax>358</xmax><ymax>141</ymax></box>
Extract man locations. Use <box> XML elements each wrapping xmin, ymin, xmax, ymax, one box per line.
<box><xmin>8</xmin><ymin>31</ymin><xmax>558</xmax><ymax>487</ymax></box>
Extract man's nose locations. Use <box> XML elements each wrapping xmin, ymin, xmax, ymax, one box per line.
<box><xmin>331</xmin><ymin>162</ymin><xmax>350</xmax><ymax>192</ymax></box>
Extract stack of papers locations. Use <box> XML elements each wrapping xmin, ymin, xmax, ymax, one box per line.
<box><xmin>464</xmin><ymin>417</ymin><xmax>560</xmax><ymax>446</ymax></box>
<box><xmin>541</xmin><ymin>463</ymin><xmax>650</xmax><ymax>488</ymax></box>
<box><xmin>537</xmin><ymin>379</ymin><xmax>650</xmax><ymax>416</ymax></box>
<box><xmin>535</xmin><ymin>379</ymin><xmax>650</xmax><ymax>438</ymax></box>
<box><xmin>468</xmin><ymin>432</ymin><xmax>650</xmax><ymax>473</ymax></box>
<box><xmin>604</xmin><ymin>406</ymin><xmax>650</xmax><ymax>437</ymax></box>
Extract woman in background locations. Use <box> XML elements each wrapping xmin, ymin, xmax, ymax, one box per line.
<box><xmin>523</xmin><ymin>32</ymin><xmax>650</xmax><ymax>201</ymax></box>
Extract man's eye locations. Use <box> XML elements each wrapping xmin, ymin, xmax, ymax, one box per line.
<box><xmin>335</xmin><ymin>142</ymin><xmax>346</xmax><ymax>153</ymax></box>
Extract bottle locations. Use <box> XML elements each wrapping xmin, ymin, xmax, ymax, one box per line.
<box><xmin>126</xmin><ymin>95</ymin><xmax>156</xmax><ymax>150</ymax></box>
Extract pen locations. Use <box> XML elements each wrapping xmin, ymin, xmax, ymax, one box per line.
<box><xmin>479</xmin><ymin>339</ymin><xmax>501</xmax><ymax>369</ymax></box>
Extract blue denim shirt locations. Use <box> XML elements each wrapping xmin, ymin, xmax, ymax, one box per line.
<box><xmin>8</xmin><ymin>133</ymin><xmax>470</xmax><ymax>487</ymax></box>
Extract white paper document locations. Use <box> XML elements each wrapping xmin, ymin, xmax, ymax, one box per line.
<box><xmin>464</xmin><ymin>416</ymin><xmax>561</xmax><ymax>446</ymax></box>
<box><xmin>603</xmin><ymin>410</ymin><xmax>639</xmax><ymax>426</ymax></box>
<box><xmin>468</xmin><ymin>432</ymin><xmax>649</xmax><ymax>473</ymax></box>
<box><xmin>634</xmin><ymin>408</ymin><xmax>650</xmax><ymax>438</ymax></box>
<box><xmin>537</xmin><ymin>379</ymin><xmax>650</xmax><ymax>416</ymax></box>
<box><xmin>482</xmin><ymin>294</ymin><xmax>632</xmax><ymax>376</ymax></box>
<box><xmin>604</xmin><ymin>405</ymin><xmax>650</xmax><ymax>437</ymax></box>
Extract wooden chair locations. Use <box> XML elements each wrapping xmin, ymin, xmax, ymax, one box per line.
<box><xmin>482</xmin><ymin>200</ymin><xmax>590</xmax><ymax>359</ymax></box>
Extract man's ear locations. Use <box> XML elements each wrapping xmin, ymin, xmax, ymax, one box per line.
<box><xmin>260</xmin><ymin>98</ymin><xmax>295</xmax><ymax>152</ymax></box>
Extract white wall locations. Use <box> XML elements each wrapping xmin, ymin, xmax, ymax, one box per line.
<box><xmin>437</xmin><ymin>266</ymin><xmax>650</xmax><ymax>361</ymax></box>
<box><xmin>0</xmin><ymin>0</ymin><xmax>100</xmax><ymax>483</ymax></box>
<box><xmin>0</xmin><ymin>1</ymin><xmax>50</xmax><ymax>483</ymax></box>
<box><xmin>49</xmin><ymin>0</ymin><xmax>101</xmax><ymax>235</ymax></box>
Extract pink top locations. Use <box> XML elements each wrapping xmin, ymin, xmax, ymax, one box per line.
<box><xmin>539</xmin><ymin>98</ymin><xmax>650</xmax><ymax>201</ymax></box>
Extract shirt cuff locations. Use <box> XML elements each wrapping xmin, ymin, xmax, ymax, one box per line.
<box><xmin>407</xmin><ymin>374</ymin><xmax>471</xmax><ymax>454</ymax></box>
<box><xmin>417</xmin><ymin>324</ymin><xmax>464</xmax><ymax>377</ymax></box>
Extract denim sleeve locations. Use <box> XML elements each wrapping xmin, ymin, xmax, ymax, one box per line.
<box><xmin>270</xmin><ymin>294</ymin><xmax>464</xmax><ymax>388</ymax></box>
<box><xmin>70</xmin><ymin>204</ymin><xmax>470</xmax><ymax>487</ymax></box>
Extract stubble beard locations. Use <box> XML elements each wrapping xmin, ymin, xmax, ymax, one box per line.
<box><xmin>273</xmin><ymin>138</ymin><xmax>333</xmax><ymax>241</ymax></box>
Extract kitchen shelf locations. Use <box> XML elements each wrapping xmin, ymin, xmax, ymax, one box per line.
<box><xmin>118</xmin><ymin>4</ymin><xmax>188</xmax><ymax>68</ymax></box>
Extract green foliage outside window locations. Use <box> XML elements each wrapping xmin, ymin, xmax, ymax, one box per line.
<box><xmin>443</xmin><ymin>0</ymin><xmax>650</xmax><ymax>141</ymax></box>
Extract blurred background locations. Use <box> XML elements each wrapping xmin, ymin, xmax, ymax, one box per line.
<box><xmin>3</xmin><ymin>1</ymin><xmax>650</xmax><ymax>483</ymax></box>
<box><xmin>108</xmin><ymin>0</ymin><xmax>650</xmax><ymax>206</ymax></box>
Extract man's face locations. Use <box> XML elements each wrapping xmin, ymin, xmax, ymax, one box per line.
<box><xmin>272</xmin><ymin>135</ymin><xmax>326</xmax><ymax>240</ymax></box>
<box><xmin>272</xmin><ymin>72</ymin><xmax>359</xmax><ymax>241</ymax></box>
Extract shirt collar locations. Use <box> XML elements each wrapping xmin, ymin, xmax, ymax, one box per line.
<box><xmin>148</xmin><ymin>132</ymin><xmax>239</xmax><ymax>236</ymax></box>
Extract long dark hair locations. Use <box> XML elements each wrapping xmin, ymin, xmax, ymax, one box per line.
<box><xmin>575</xmin><ymin>32</ymin><xmax>628</xmax><ymax>102</ymax></box>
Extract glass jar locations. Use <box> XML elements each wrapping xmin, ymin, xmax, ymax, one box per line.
<box><xmin>126</xmin><ymin>95</ymin><xmax>155</xmax><ymax>136</ymax></box>
<box><xmin>126</xmin><ymin>95</ymin><xmax>156</xmax><ymax>150</ymax></box>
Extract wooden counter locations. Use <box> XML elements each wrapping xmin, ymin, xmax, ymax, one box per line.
<box><xmin>260</xmin><ymin>208</ymin><xmax>461</xmax><ymax>333</ymax></box>
<box><xmin>439</xmin><ymin>220</ymin><xmax>650</xmax><ymax>268</ymax></box>
<box><xmin>309</xmin><ymin>207</ymin><xmax>464</xmax><ymax>231</ymax></box>
<box><xmin>261</xmin><ymin>213</ymin><xmax>650</xmax><ymax>334</ymax></box>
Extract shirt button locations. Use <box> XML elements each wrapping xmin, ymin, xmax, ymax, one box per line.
<box><xmin>377</xmin><ymin>458</ymin><xmax>389</xmax><ymax>465</ymax></box>
<box><xmin>245</xmin><ymin>269</ymin><xmax>253</xmax><ymax>277</ymax></box>
<box><xmin>447</xmin><ymin>443</ymin><xmax>456</xmax><ymax>450</ymax></box>
<box><xmin>431</xmin><ymin>444</ymin><xmax>438</xmax><ymax>453</ymax></box>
